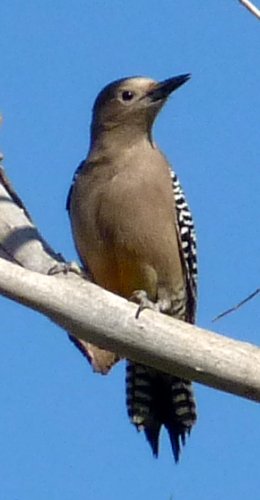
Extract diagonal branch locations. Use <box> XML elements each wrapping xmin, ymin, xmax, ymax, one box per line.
<box><xmin>239</xmin><ymin>0</ymin><xmax>260</xmax><ymax>19</ymax></box>
<box><xmin>1</xmin><ymin>166</ymin><xmax>260</xmax><ymax>403</ymax></box>
<box><xmin>0</xmin><ymin>256</ymin><xmax>260</xmax><ymax>402</ymax></box>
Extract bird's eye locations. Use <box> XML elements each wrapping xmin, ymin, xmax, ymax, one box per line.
<box><xmin>121</xmin><ymin>90</ymin><xmax>134</xmax><ymax>101</ymax></box>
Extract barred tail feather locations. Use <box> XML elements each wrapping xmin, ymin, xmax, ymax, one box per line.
<box><xmin>126</xmin><ymin>361</ymin><xmax>196</xmax><ymax>461</ymax></box>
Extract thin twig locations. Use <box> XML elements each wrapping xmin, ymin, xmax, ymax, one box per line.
<box><xmin>213</xmin><ymin>288</ymin><xmax>260</xmax><ymax>322</ymax></box>
<box><xmin>239</xmin><ymin>0</ymin><xmax>260</xmax><ymax>19</ymax></box>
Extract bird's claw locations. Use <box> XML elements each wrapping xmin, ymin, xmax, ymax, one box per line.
<box><xmin>130</xmin><ymin>290</ymin><xmax>159</xmax><ymax>319</ymax></box>
<box><xmin>48</xmin><ymin>261</ymin><xmax>83</xmax><ymax>276</ymax></box>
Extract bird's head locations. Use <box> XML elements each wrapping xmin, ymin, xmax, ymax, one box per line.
<box><xmin>90</xmin><ymin>74</ymin><xmax>190</xmax><ymax>142</ymax></box>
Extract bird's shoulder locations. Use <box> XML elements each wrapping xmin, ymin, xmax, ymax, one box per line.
<box><xmin>66</xmin><ymin>160</ymin><xmax>86</xmax><ymax>212</ymax></box>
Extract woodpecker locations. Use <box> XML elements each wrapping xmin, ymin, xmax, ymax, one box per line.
<box><xmin>67</xmin><ymin>74</ymin><xmax>197</xmax><ymax>461</ymax></box>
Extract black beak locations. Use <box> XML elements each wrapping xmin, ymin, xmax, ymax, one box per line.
<box><xmin>147</xmin><ymin>73</ymin><xmax>191</xmax><ymax>102</ymax></box>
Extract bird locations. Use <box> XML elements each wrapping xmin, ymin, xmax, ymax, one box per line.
<box><xmin>67</xmin><ymin>74</ymin><xmax>198</xmax><ymax>461</ymax></box>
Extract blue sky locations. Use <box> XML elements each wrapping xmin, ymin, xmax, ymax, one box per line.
<box><xmin>1</xmin><ymin>1</ymin><xmax>260</xmax><ymax>499</ymax></box>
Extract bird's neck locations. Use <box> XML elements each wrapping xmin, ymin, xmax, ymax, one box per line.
<box><xmin>89</xmin><ymin>122</ymin><xmax>154</xmax><ymax>159</ymax></box>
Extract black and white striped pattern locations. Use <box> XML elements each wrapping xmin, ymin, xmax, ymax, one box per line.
<box><xmin>126</xmin><ymin>362</ymin><xmax>196</xmax><ymax>461</ymax></box>
<box><xmin>170</xmin><ymin>170</ymin><xmax>197</xmax><ymax>320</ymax></box>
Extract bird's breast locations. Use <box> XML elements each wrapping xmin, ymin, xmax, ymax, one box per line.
<box><xmin>70</xmin><ymin>154</ymin><xmax>184</xmax><ymax>299</ymax></box>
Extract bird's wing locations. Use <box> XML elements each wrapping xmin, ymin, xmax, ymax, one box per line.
<box><xmin>171</xmin><ymin>170</ymin><xmax>198</xmax><ymax>323</ymax></box>
<box><xmin>66</xmin><ymin>161</ymin><xmax>119</xmax><ymax>374</ymax></box>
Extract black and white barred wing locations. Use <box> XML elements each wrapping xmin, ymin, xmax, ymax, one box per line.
<box><xmin>171</xmin><ymin>170</ymin><xmax>198</xmax><ymax>323</ymax></box>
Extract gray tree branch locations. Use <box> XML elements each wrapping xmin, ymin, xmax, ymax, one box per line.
<box><xmin>0</xmin><ymin>167</ymin><xmax>260</xmax><ymax>403</ymax></box>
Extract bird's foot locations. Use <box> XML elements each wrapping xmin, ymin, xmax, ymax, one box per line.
<box><xmin>130</xmin><ymin>289</ymin><xmax>176</xmax><ymax>318</ymax></box>
<box><xmin>130</xmin><ymin>290</ymin><xmax>159</xmax><ymax>319</ymax></box>
<box><xmin>48</xmin><ymin>260</ymin><xmax>84</xmax><ymax>277</ymax></box>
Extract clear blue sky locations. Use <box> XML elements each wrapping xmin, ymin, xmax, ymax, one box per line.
<box><xmin>1</xmin><ymin>1</ymin><xmax>260</xmax><ymax>499</ymax></box>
